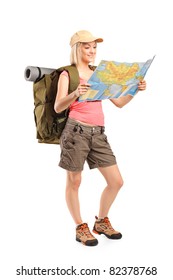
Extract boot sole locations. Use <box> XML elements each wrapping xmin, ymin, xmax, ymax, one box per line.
<box><xmin>93</xmin><ymin>229</ymin><xmax>122</xmax><ymax>239</ymax></box>
<box><xmin>76</xmin><ymin>237</ymin><xmax>98</xmax><ymax>246</ymax></box>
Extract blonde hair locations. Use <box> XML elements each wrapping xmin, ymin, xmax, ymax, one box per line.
<box><xmin>70</xmin><ymin>43</ymin><xmax>80</xmax><ymax>65</ymax></box>
<box><xmin>70</xmin><ymin>42</ymin><xmax>95</xmax><ymax>65</ymax></box>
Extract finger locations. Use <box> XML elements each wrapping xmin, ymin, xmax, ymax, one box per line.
<box><xmin>80</xmin><ymin>84</ymin><xmax>90</xmax><ymax>88</ymax></box>
<box><xmin>138</xmin><ymin>86</ymin><xmax>146</xmax><ymax>90</ymax></box>
<box><xmin>80</xmin><ymin>87</ymin><xmax>90</xmax><ymax>92</ymax></box>
<box><xmin>140</xmin><ymin>80</ymin><xmax>146</xmax><ymax>85</ymax></box>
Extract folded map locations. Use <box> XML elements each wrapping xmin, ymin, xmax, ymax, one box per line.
<box><xmin>79</xmin><ymin>56</ymin><xmax>155</xmax><ymax>101</ymax></box>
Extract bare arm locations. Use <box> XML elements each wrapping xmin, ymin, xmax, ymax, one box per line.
<box><xmin>110</xmin><ymin>80</ymin><xmax>147</xmax><ymax>108</ymax></box>
<box><xmin>54</xmin><ymin>73</ymin><xmax>90</xmax><ymax>113</ymax></box>
<box><xmin>110</xmin><ymin>95</ymin><xmax>134</xmax><ymax>108</ymax></box>
<box><xmin>54</xmin><ymin>74</ymin><xmax>77</xmax><ymax>113</ymax></box>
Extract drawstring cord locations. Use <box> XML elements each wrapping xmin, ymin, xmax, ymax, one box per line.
<box><xmin>73</xmin><ymin>124</ymin><xmax>83</xmax><ymax>134</ymax></box>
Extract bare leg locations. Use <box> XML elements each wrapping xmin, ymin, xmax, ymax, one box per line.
<box><xmin>98</xmin><ymin>164</ymin><xmax>123</xmax><ymax>217</ymax></box>
<box><xmin>65</xmin><ymin>171</ymin><xmax>83</xmax><ymax>225</ymax></box>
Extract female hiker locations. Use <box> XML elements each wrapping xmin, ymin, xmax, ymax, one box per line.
<box><xmin>54</xmin><ymin>30</ymin><xmax>146</xmax><ymax>246</ymax></box>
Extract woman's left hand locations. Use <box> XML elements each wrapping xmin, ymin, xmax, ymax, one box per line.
<box><xmin>138</xmin><ymin>80</ymin><xmax>146</xmax><ymax>91</ymax></box>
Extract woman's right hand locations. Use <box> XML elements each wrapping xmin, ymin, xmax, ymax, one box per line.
<box><xmin>74</xmin><ymin>83</ymin><xmax>90</xmax><ymax>97</ymax></box>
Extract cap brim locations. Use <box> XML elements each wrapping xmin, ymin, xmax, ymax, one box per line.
<box><xmin>70</xmin><ymin>36</ymin><xmax>103</xmax><ymax>47</ymax></box>
<box><xmin>80</xmin><ymin>37</ymin><xmax>103</xmax><ymax>43</ymax></box>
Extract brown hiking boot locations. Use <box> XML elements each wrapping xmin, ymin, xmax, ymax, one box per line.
<box><xmin>93</xmin><ymin>216</ymin><xmax>122</xmax><ymax>239</ymax></box>
<box><xmin>76</xmin><ymin>223</ymin><xmax>98</xmax><ymax>246</ymax></box>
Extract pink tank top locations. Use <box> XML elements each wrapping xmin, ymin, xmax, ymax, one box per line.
<box><xmin>61</xmin><ymin>71</ymin><xmax>104</xmax><ymax>126</ymax></box>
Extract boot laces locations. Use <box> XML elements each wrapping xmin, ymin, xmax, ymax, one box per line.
<box><xmin>80</xmin><ymin>223</ymin><xmax>94</xmax><ymax>238</ymax></box>
<box><xmin>104</xmin><ymin>217</ymin><xmax>115</xmax><ymax>232</ymax></box>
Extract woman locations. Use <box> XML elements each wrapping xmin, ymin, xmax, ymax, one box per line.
<box><xmin>54</xmin><ymin>30</ymin><xmax>146</xmax><ymax>246</ymax></box>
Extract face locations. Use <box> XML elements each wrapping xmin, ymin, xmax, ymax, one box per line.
<box><xmin>78</xmin><ymin>41</ymin><xmax>97</xmax><ymax>63</ymax></box>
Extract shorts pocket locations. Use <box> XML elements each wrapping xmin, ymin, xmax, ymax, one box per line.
<box><xmin>61</xmin><ymin>131</ymin><xmax>75</xmax><ymax>149</ymax></box>
<box><xmin>100</xmin><ymin>133</ymin><xmax>108</xmax><ymax>143</ymax></box>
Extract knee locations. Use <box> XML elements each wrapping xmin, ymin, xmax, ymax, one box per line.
<box><xmin>109</xmin><ymin>177</ymin><xmax>124</xmax><ymax>191</ymax></box>
<box><xmin>66</xmin><ymin>172</ymin><xmax>81</xmax><ymax>191</ymax></box>
<box><xmin>118</xmin><ymin>178</ymin><xmax>124</xmax><ymax>189</ymax></box>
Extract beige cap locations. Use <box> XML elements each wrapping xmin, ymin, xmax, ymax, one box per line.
<box><xmin>70</xmin><ymin>30</ymin><xmax>103</xmax><ymax>47</ymax></box>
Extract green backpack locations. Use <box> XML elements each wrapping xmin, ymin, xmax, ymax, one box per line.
<box><xmin>33</xmin><ymin>65</ymin><xmax>80</xmax><ymax>144</ymax></box>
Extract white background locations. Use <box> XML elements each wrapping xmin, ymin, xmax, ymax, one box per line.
<box><xmin>1</xmin><ymin>0</ymin><xmax>173</xmax><ymax>279</ymax></box>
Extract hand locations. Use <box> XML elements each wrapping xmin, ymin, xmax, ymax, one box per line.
<box><xmin>138</xmin><ymin>80</ymin><xmax>146</xmax><ymax>91</ymax></box>
<box><xmin>74</xmin><ymin>83</ymin><xmax>90</xmax><ymax>97</ymax></box>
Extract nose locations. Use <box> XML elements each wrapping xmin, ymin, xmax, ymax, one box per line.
<box><xmin>90</xmin><ymin>47</ymin><xmax>95</xmax><ymax>54</ymax></box>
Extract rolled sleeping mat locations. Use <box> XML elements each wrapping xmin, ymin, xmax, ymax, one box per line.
<box><xmin>24</xmin><ymin>66</ymin><xmax>56</xmax><ymax>82</ymax></box>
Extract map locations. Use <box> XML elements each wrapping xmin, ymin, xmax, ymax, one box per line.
<box><xmin>79</xmin><ymin>56</ymin><xmax>155</xmax><ymax>102</ymax></box>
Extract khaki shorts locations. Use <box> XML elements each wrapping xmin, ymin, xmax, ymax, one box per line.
<box><xmin>59</xmin><ymin>118</ymin><xmax>117</xmax><ymax>172</ymax></box>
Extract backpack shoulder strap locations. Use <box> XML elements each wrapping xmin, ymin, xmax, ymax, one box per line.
<box><xmin>55</xmin><ymin>64</ymin><xmax>80</xmax><ymax>94</ymax></box>
<box><xmin>51</xmin><ymin>64</ymin><xmax>96</xmax><ymax>95</ymax></box>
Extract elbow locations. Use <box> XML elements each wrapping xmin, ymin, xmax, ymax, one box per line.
<box><xmin>116</xmin><ymin>103</ymin><xmax>124</xmax><ymax>109</ymax></box>
<box><xmin>54</xmin><ymin>102</ymin><xmax>61</xmax><ymax>113</ymax></box>
<box><xmin>111</xmin><ymin>99</ymin><xmax>124</xmax><ymax>108</ymax></box>
<box><xmin>117</xmin><ymin>104</ymin><xmax>123</xmax><ymax>109</ymax></box>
